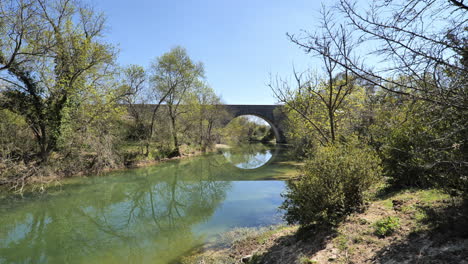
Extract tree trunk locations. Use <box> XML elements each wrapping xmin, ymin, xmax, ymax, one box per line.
<box><xmin>170</xmin><ymin>115</ymin><xmax>180</xmax><ymax>157</ymax></box>
<box><xmin>329</xmin><ymin>109</ymin><xmax>336</xmax><ymax>142</ymax></box>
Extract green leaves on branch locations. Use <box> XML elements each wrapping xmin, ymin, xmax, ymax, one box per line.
<box><xmin>0</xmin><ymin>0</ymin><xmax>120</xmax><ymax>162</ymax></box>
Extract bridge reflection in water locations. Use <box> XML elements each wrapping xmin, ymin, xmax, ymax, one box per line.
<box><xmin>222</xmin><ymin>143</ymin><xmax>281</xmax><ymax>170</ymax></box>
<box><xmin>0</xmin><ymin>143</ymin><xmax>296</xmax><ymax>264</ymax></box>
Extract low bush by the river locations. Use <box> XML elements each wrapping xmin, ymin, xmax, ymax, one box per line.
<box><xmin>281</xmin><ymin>140</ymin><xmax>382</xmax><ymax>226</ymax></box>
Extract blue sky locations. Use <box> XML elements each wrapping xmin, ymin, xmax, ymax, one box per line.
<box><xmin>96</xmin><ymin>0</ymin><xmax>323</xmax><ymax>105</ymax></box>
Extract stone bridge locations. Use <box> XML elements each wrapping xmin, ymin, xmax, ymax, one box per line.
<box><xmin>224</xmin><ymin>105</ymin><xmax>286</xmax><ymax>143</ymax></box>
<box><xmin>129</xmin><ymin>104</ymin><xmax>287</xmax><ymax>143</ymax></box>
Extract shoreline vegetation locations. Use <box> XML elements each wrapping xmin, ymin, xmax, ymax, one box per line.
<box><xmin>0</xmin><ymin>0</ymin><xmax>466</xmax><ymax>263</ymax></box>
<box><xmin>1</xmin><ymin>21</ymin><xmax>276</xmax><ymax>195</ymax></box>
<box><xmin>0</xmin><ymin>143</ymin><xmax>202</xmax><ymax>193</ymax></box>
<box><xmin>0</xmin><ymin>143</ymin><xmax>228</xmax><ymax>194</ymax></box>
<box><xmin>182</xmin><ymin>189</ymin><xmax>467</xmax><ymax>264</ymax></box>
<box><xmin>0</xmin><ymin>142</ymin><xmax>280</xmax><ymax>196</ymax></box>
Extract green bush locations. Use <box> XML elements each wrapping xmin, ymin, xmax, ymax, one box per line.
<box><xmin>370</xmin><ymin>99</ymin><xmax>467</xmax><ymax>198</ymax></box>
<box><xmin>380</xmin><ymin>120</ymin><xmax>434</xmax><ymax>187</ymax></box>
<box><xmin>281</xmin><ymin>140</ymin><xmax>382</xmax><ymax>226</ymax></box>
<box><xmin>373</xmin><ymin>216</ymin><xmax>400</xmax><ymax>237</ymax></box>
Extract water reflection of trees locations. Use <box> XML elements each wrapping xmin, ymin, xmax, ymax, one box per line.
<box><xmin>0</xmin><ymin>161</ymin><xmax>231</xmax><ymax>264</ymax></box>
<box><xmin>0</xmin><ymin>144</ymin><xmax>290</xmax><ymax>263</ymax></box>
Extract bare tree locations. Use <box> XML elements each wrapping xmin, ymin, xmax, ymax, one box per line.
<box><xmin>284</xmin><ymin>0</ymin><xmax>467</xmax><ymax>196</ymax></box>
<box><xmin>287</xmin><ymin>0</ymin><xmax>467</xmax><ymax>109</ymax></box>
<box><xmin>271</xmin><ymin>17</ymin><xmax>358</xmax><ymax>145</ymax></box>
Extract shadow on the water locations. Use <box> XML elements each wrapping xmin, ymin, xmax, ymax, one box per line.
<box><xmin>0</xmin><ymin>143</ymin><xmax>296</xmax><ymax>264</ymax></box>
<box><xmin>0</xmin><ymin>164</ymin><xmax>231</xmax><ymax>263</ymax></box>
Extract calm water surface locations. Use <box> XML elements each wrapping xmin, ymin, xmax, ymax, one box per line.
<box><xmin>0</xmin><ymin>144</ymin><xmax>296</xmax><ymax>264</ymax></box>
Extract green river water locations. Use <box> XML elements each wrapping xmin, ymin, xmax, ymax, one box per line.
<box><xmin>0</xmin><ymin>144</ymin><xmax>296</xmax><ymax>264</ymax></box>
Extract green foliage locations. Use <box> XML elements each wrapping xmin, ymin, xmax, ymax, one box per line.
<box><xmin>149</xmin><ymin>46</ymin><xmax>205</xmax><ymax>156</ymax></box>
<box><xmin>276</xmin><ymin>73</ymin><xmax>367</xmax><ymax>158</ymax></box>
<box><xmin>181</xmin><ymin>83</ymin><xmax>229</xmax><ymax>151</ymax></box>
<box><xmin>373</xmin><ymin>216</ymin><xmax>400</xmax><ymax>237</ymax></box>
<box><xmin>375</xmin><ymin>101</ymin><xmax>435</xmax><ymax>187</ymax></box>
<box><xmin>282</xmin><ymin>0</ymin><xmax>468</xmax><ymax>201</ymax></box>
<box><xmin>222</xmin><ymin>116</ymin><xmax>274</xmax><ymax>144</ymax></box>
<box><xmin>367</xmin><ymin>95</ymin><xmax>468</xmax><ymax>198</ymax></box>
<box><xmin>0</xmin><ymin>109</ymin><xmax>35</xmax><ymax>160</ymax></box>
<box><xmin>0</xmin><ymin>0</ymin><xmax>117</xmax><ymax>161</ymax></box>
<box><xmin>281</xmin><ymin>139</ymin><xmax>382</xmax><ymax>226</ymax></box>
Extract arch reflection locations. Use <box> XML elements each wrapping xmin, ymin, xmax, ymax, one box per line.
<box><xmin>221</xmin><ymin>143</ymin><xmax>279</xmax><ymax>170</ymax></box>
<box><xmin>0</xmin><ymin>143</ymin><xmax>292</xmax><ymax>264</ymax></box>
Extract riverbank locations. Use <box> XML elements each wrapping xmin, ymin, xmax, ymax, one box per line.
<box><xmin>0</xmin><ymin>144</ymin><xmax>213</xmax><ymax>194</ymax></box>
<box><xmin>182</xmin><ymin>188</ymin><xmax>468</xmax><ymax>264</ymax></box>
<box><xmin>0</xmin><ymin>143</ymin><xmax>299</xmax><ymax>195</ymax></box>
<box><xmin>0</xmin><ymin>143</ymin><xmax>297</xmax><ymax>264</ymax></box>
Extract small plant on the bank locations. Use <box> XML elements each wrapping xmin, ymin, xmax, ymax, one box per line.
<box><xmin>299</xmin><ymin>256</ymin><xmax>317</xmax><ymax>264</ymax></box>
<box><xmin>373</xmin><ymin>216</ymin><xmax>400</xmax><ymax>237</ymax></box>
<box><xmin>281</xmin><ymin>140</ymin><xmax>382</xmax><ymax>226</ymax></box>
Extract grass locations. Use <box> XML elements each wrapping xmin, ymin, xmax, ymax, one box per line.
<box><xmin>299</xmin><ymin>256</ymin><xmax>317</xmax><ymax>264</ymax></box>
<box><xmin>373</xmin><ymin>216</ymin><xmax>400</xmax><ymax>237</ymax></box>
<box><xmin>374</xmin><ymin>188</ymin><xmax>449</xmax><ymax>208</ymax></box>
<box><xmin>254</xmin><ymin>225</ymin><xmax>290</xmax><ymax>244</ymax></box>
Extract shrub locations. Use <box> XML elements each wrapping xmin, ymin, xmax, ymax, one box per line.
<box><xmin>380</xmin><ymin>120</ymin><xmax>434</xmax><ymax>187</ymax></box>
<box><xmin>281</xmin><ymin>140</ymin><xmax>382</xmax><ymax>226</ymax></box>
<box><xmin>373</xmin><ymin>216</ymin><xmax>400</xmax><ymax>237</ymax></box>
<box><xmin>371</xmin><ymin>99</ymin><xmax>467</xmax><ymax>198</ymax></box>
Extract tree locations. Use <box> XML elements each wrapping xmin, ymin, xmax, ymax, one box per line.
<box><xmin>119</xmin><ymin>64</ymin><xmax>149</xmax><ymax>144</ymax></box>
<box><xmin>271</xmin><ymin>69</ymin><xmax>365</xmax><ymax>146</ymax></box>
<box><xmin>286</xmin><ymin>0</ymin><xmax>467</xmax><ymax>196</ymax></box>
<box><xmin>183</xmin><ymin>83</ymin><xmax>227</xmax><ymax>152</ymax></box>
<box><xmin>288</xmin><ymin>0</ymin><xmax>467</xmax><ymax>109</ymax></box>
<box><xmin>271</xmin><ymin>17</ymin><xmax>365</xmax><ymax>146</ymax></box>
<box><xmin>149</xmin><ymin>46</ymin><xmax>204</xmax><ymax>157</ymax></box>
<box><xmin>0</xmin><ymin>0</ymin><xmax>116</xmax><ymax>162</ymax></box>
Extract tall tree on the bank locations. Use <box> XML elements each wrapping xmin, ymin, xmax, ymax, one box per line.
<box><xmin>271</xmin><ymin>21</ymin><xmax>363</xmax><ymax>146</ymax></box>
<box><xmin>149</xmin><ymin>47</ymin><xmax>204</xmax><ymax>157</ymax></box>
<box><xmin>119</xmin><ymin>64</ymin><xmax>148</xmax><ymax>145</ymax></box>
<box><xmin>184</xmin><ymin>83</ymin><xmax>227</xmax><ymax>151</ymax></box>
<box><xmin>288</xmin><ymin>0</ymin><xmax>467</xmax><ymax>110</ymax></box>
<box><xmin>0</xmin><ymin>0</ymin><xmax>116</xmax><ymax>162</ymax></box>
<box><xmin>286</xmin><ymin>0</ymin><xmax>467</xmax><ymax>196</ymax></box>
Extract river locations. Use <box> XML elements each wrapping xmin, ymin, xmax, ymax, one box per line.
<box><xmin>0</xmin><ymin>143</ymin><xmax>297</xmax><ymax>264</ymax></box>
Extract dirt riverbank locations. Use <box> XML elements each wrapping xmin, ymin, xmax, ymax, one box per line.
<box><xmin>182</xmin><ymin>189</ymin><xmax>468</xmax><ymax>264</ymax></box>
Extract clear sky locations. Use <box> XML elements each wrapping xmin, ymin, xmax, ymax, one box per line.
<box><xmin>95</xmin><ymin>0</ymin><xmax>323</xmax><ymax>105</ymax></box>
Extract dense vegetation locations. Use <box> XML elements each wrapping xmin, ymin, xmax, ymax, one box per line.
<box><xmin>274</xmin><ymin>0</ymin><xmax>467</xmax><ymax>227</ymax></box>
<box><xmin>0</xmin><ymin>0</ymin><xmax>237</xmax><ymax>192</ymax></box>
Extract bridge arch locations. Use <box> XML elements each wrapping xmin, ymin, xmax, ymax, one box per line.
<box><xmin>223</xmin><ymin>105</ymin><xmax>286</xmax><ymax>143</ymax></box>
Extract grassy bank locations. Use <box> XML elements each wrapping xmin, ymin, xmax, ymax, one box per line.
<box><xmin>182</xmin><ymin>188</ymin><xmax>467</xmax><ymax>264</ymax></box>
